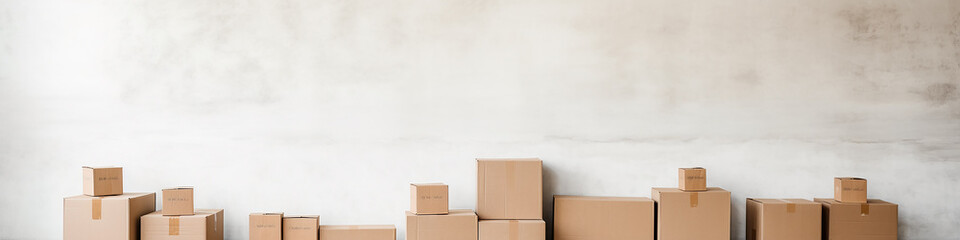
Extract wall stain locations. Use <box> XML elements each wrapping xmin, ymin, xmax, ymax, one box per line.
<box><xmin>921</xmin><ymin>83</ymin><xmax>959</xmax><ymax>105</ymax></box>
<box><xmin>837</xmin><ymin>5</ymin><xmax>902</xmax><ymax>42</ymax></box>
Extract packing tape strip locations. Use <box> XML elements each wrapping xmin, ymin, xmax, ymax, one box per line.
<box><xmin>91</xmin><ymin>198</ymin><xmax>102</xmax><ymax>220</ymax></box>
<box><xmin>509</xmin><ymin>220</ymin><xmax>519</xmax><ymax>240</ymax></box>
<box><xmin>169</xmin><ymin>217</ymin><xmax>180</xmax><ymax>236</ymax></box>
<box><xmin>689</xmin><ymin>192</ymin><xmax>698</xmax><ymax>208</ymax></box>
<box><xmin>860</xmin><ymin>203</ymin><xmax>870</xmax><ymax>216</ymax></box>
<box><xmin>505</xmin><ymin>161</ymin><xmax>516</xmax><ymax>217</ymax></box>
<box><xmin>786</xmin><ymin>203</ymin><xmax>796</xmax><ymax>213</ymax></box>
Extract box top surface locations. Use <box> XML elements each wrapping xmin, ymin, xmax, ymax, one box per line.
<box><xmin>163</xmin><ymin>187</ymin><xmax>194</xmax><ymax>190</ymax></box>
<box><xmin>479</xmin><ymin>219</ymin><xmax>545</xmax><ymax>224</ymax></box>
<box><xmin>406</xmin><ymin>209</ymin><xmax>475</xmax><ymax>217</ymax></box>
<box><xmin>653</xmin><ymin>187</ymin><xmax>727</xmax><ymax>193</ymax></box>
<box><xmin>283</xmin><ymin>215</ymin><xmax>320</xmax><ymax>219</ymax></box>
<box><xmin>680</xmin><ymin>167</ymin><xmax>705</xmax><ymax>170</ymax></box>
<box><xmin>250</xmin><ymin>212</ymin><xmax>283</xmax><ymax>216</ymax></box>
<box><xmin>554</xmin><ymin>195</ymin><xmax>652</xmax><ymax>202</ymax></box>
<box><xmin>815</xmin><ymin>198</ymin><xmax>896</xmax><ymax>206</ymax></box>
<box><xmin>144</xmin><ymin>209</ymin><xmax>222</xmax><ymax>219</ymax></box>
<box><xmin>82</xmin><ymin>166</ymin><xmax>121</xmax><ymax>170</ymax></box>
<box><xmin>65</xmin><ymin>192</ymin><xmax>153</xmax><ymax>200</ymax></box>
<box><xmin>835</xmin><ymin>177</ymin><xmax>866</xmax><ymax>181</ymax></box>
<box><xmin>319</xmin><ymin>225</ymin><xmax>396</xmax><ymax>230</ymax></box>
<box><xmin>476</xmin><ymin>158</ymin><xmax>541</xmax><ymax>162</ymax></box>
<box><xmin>748</xmin><ymin>198</ymin><xmax>818</xmax><ymax>205</ymax></box>
<box><xmin>410</xmin><ymin>183</ymin><xmax>446</xmax><ymax>186</ymax></box>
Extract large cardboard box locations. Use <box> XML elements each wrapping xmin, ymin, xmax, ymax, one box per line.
<box><xmin>834</xmin><ymin>178</ymin><xmax>867</xmax><ymax>203</ymax></box>
<box><xmin>553</xmin><ymin>195</ymin><xmax>654</xmax><ymax>240</ymax></box>
<box><xmin>651</xmin><ymin>187</ymin><xmax>730</xmax><ymax>240</ymax></box>
<box><xmin>678</xmin><ymin>167</ymin><xmax>706</xmax><ymax>192</ymax></box>
<box><xmin>318</xmin><ymin>225</ymin><xmax>396</xmax><ymax>240</ymax></box>
<box><xmin>82</xmin><ymin>166</ymin><xmax>123</xmax><ymax>196</ymax></box>
<box><xmin>162</xmin><ymin>187</ymin><xmax>195</xmax><ymax>216</ymax></box>
<box><xmin>411</xmin><ymin>183</ymin><xmax>449</xmax><ymax>215</ymax></box>
<box><xmin>815</xmin><ymin>198</ymin><xmax>897</xmax><ymax>240</ymax></box>
<box><xmin>141</xmin><ymin>209</ymin><xmax>224</xmax><ymax>240</ymax></box>
<box><xmin>283</xmin><ymin>216</ymin><xmax>320</xmax><ymax>240</ymax></box>
<box><xmin>250</xmin><ymin>213</ymin><xmax>283</xmax><ymax>240</ymax></box>
<box><xmin>477</xmin><ymin>158</ymin><xmax>542</xmax><ymax>219</ymax></box>
<box><xmin>746</xmin><ymin>199</ymin><xmax>821</xmax><ymax>240</ymax></box>
<box><xmin>406</xmin><ymin>209</ymin><xmax>478</xmax><ymax>240</ymax></box>
<box><xmin>64</xmin><ymin>193</ymin><xmax>156</xmax><ymax>240</ymax></box>
<box><xmin>479</xmin><ymin>220</ymin><xmax>545</xmax><ymax>240</ymax></box>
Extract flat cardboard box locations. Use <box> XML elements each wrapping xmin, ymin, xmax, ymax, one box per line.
<box><xmin>283</xmin><ymin>216</ymin><xmax>320</xmax><ymax>240</ymax></box>
<box><xmin>815</xmin><ymin>198</ymin><xmax>897</xmax><ymax>240</ymax></box>
<box><xmin>834</xmin><ymin>178</ymin><xmax>867</xmax><ymax>203</ymax></box>
<box><xmin>318</xmin><ymin>225</ymin><xmax>396</xmax><ymax>240</ymax></box>
<box><xmin>83</xmin><ymin>166</ymin><xmax>123</xmax><ymax>196</ymax></box>
<box><xmin>553</xmin><ymin>195</ymin><xmax>654</xmax><ymax>240</ymax></box>
<box><xmin>652</xmin><ymin>187</ymin><xmax>730</xmax><ymax>240</ymax></box>
<box><xmin>63</xmin><ymin>192</ymin><xmax>156</xmax><ymax>240</ymax></box>
<box><xmin>411</xmin><ymin>183</ymin><xmax>449</xmax><ymax>215</ymax></box>
<box><xmin>406</xmin><ymin>209</ymin><xmax>478</xmax><ymax>240</ymax></box>
<box><xmin>479</xmin><ymin>220</ymin><xmax>545</xmax><ymax>240</ymax></box>
<box><xmin>746</xmin><ymin>198</ymin><xmax>821</xmax><ymax>240</ymax></box>
<box><xmin>477</xmin><ymin>158</ymin><xmax>543</xmax><ymax>219</ymax></box>
<box><xmin>162</xmin><ymin>187</ymin><xmax>195</xmax><ymax>216</ymax></box>
<box><xmin>678</xmin><ymin>167</ymin><xmax>706</xmax><ymax>192</ymax></box>
<box><xmin>141</xmin><ymin>209</ymin><xmax>224</xmax><ymax>240</ymax></box>
<box><xmin>250</xmin><ymin>213</ymin><xmax>284</xmax><ymax>240</ymax></box>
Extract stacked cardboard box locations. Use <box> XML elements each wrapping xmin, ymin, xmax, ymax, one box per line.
<box><xmin>652</xmin><ymin>167</ymin><xmax>730</xmax><ymax>240</ymax></box>
<box><xmin>553</xmin><ymin>196</ymin><xmax>654</xmax><ymax>240</ymax></box>
<box><xmin>476</xmin><ymin>158</ymin><xmax>545</xmax><ymax>240</ymax></box>
<box><xmin>319</xmin><ymin>225</ymin><xmax>396</xmax><ymax>240</ymax></box>
<box><xmin>406</xmin><ymin>182</ymin><xmax>478</xmax><ymax>240</ymax></box>
<box><xmin>142</xmin><ymin>187</ymin><xmax>224</xmax><ymax>240</ymax></box>
<box><xmin>250</xmin><ymin>213</ymin><xmax>284</xmax><ymax>240</ymax></box>
<box><xmin>745</xmin><ymin>198</ymin><xmax>821</xmax><ymax>240</ymax></box>
<box><xmin>64</xmin><ymin>167</ymin><xmax>157</xmax><ymax>240</ymax></box>
<box><xmin>817</xmin><ymin>177</ymin><xmax>898</xmax><ymax>240</ymax></box>
<box><xmin>284</xmin><ymin>215</ymin><xmax>319</xmax><ymax>240</ymax></box>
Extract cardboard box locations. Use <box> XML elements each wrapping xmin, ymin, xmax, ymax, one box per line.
<box><xmin>746</xmin><ymin>199</ymin><xmax>821</xmax><ymax>240</ymax></box>
<box><xmin>283</xmin><ymin>216</ymin><xmax>320</xmax><ymax>240</ymax></box>
<box><xmin>411</xmin><ymin>183</ymin><xmax>449</xmax><ymax>215</ymax></box>
<box><xmin>64</xmin><ymin>193</ymin><xmax>156</xmax><ymax>240</ymax></box>
<box><xmin>651</xmin><ymin>187</ymin><xmax>730</xmax><ymax>240</ymax></box>
<box><xmin>815</xmin><ymin>198</ymin><xmax>897</xmax><ymax>240</ymax></box>
<box><xmin>141</xmin><ymin>209</ymin><xmax>224</xmax><ymax>240</ymax></box>
<box><xmin>477</xmin><ymin>158</ymin><xmax>542</xmax><ymax>219</ymax></box>
<box><xmin>83</xmin><ymin>166</ymin><xmax>123</xmax><ymax>196</ymax></box>
<box><xmin>406</xmin><ymin>209</ymin><xmax>478</xmax><ymax>240</ymax></box>
<box><xmin>553</xmin><ymin>195</ymin><xmax>654</xmax><ymax>240</ymax></box>
<box><xmin>834</xmin><ymin>178</ymin><xmax>867</xmax><ymax>203</ymax></box>
<box><xmin>162</xmin><ymin>187</ymin><xmax>195</xmax><ymax>216</ymax></box>
<box><xmin>318</xmin><ymin>225</ymin><xmax>396</xmax><ymax>240</ymax></box>
<box><xmin>250</xmin><ymin>213</ymin><xmax>284</xmax><ymax>240</ymax></box>
<box><xmin>678</xmin><ymin>167</ymin><xmax>706</xmax><ymax>192</ymax></box>
<box><xmin>479</xmin><ymin>220</ymin><xmax>545</xmax><ymax>240</ymax></box>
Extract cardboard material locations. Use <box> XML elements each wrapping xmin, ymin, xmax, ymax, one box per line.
<box><xmin>411</xmin><ymin>183</ymin><xmax>449</xmax><ymax>215</ymax></box>
<box><xmin>678</xmin><ymin>167</ymin><xmax>706</xmax><ymax>192</ymax></box>
<box><xmin>651</xmin><ymin>187</ymin><xmax>730</xmax><ymax>240</ymax></box>
<box><xmin>815</xmin><ymin>198</ymin><xmax>897</xmax><ymax>240</ymax></box>
<box><xmin>141</xmin><ymin>209</ymin><xmax>224</xmax><ymax>240</ymax></box>
<box><xmin>283</xmin><ymin>216</ymin><xmax>320</xmax><ymax>240</ymax></box>
<box><xmin>318</xmin><ymin>225</ymin><xmax>396</xmax><ymax>240</ymax></box>
<box><xmin>553</xmin><ymin>195</ymin><xmax>654</xmax><ymax>240</ymax></box>
<box><xmin>162</xmin><ymin>187</ymin><xmax>195</xmax><ymax>216</ymax></box>
<box><xmin>250</xmin><ymin>213</ymin><xmax>284</xmax><ymax>240</ymax></box>
<box><xmin>406</xmin><ymin>209</ymin><xmax>478</xmax><ymax>240</ymax></box>
<box><xmin>477</xmin><ymin>158</ymin><xmax>543</xmax><ymax>219</ymax></box>
<box><xmin>746</xmin><ymin>199</ymin><xmax>821</xmax><ymax>240</ymax></box>
<box><xmin>479</xmin><ymin>220</ymin><xmax>545</xmax><ymax>240</ymax></box>
<box><xmin>834</xmin><ymin>178</ymin><xmax>867</xmax><ymax>203</ymax></box>
<box><xmin>83</xmin><ymin>166</ymin><xmax>123</xmax><ymax>196</ymax></box>
<box><xmin>64</xmin><ymin>193</ymin><xmax>156</xmax><ymax>240</ymax></box>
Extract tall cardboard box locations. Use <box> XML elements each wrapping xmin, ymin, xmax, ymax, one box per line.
<box><xmin>250</xmin><ymin>213</ymin><xmax>284</xmax><ymax>240</ymax></box>
<box><xmin>411</xmin><ymin>183</ymin><xmax>449</xmax><ymax>215</ymax></box>
<box><xmin>162</xmin><ymin>187</ymin><xmax>195</xmax><ymax>216</ymax></box>
<box><xmin>477</xmin><ymin>158</ymin><xmax>542</xmax><ymax>219</ymax></box>
<box><xmin>64</xmin><ymin>193</ymin><xmax>156</xmax><ymax>240</ymax></box>
<box><xmin>651</xmin><ymin>187</ymin><xmax>730</xmax><ymax>240</ymax></box>
<box><xmin>141</xmin><ymin>209</ymin><xmax>224</xmax><ymax>240</ymax></box>
<box><xmin>745</xmin><ymin>199</ymin><xmax>821</xmax><ymax>240</ymax></box>
<box><xmin>82</xmin><ymin>166</ymin><xmax>123</xmax><ymax>196</ymax></box>
<box><xmin>318</xmin><ymin>225</ymin><xmax>396</xmax><ymax>240</ymax></box>
<box><xmin>406</xmin><ymin>209</ymin><xmax>478</xmax><ymax>240</ymax></box>
<box><xmin>815</xmin><ymin>199</ymin><xmax>897</xmax><ymax>240</ymax></box>
<box><xmin>479</xmin><ymin>220</ymin><xmax>545</xmax><ymax>240</ymax></box>
<box><xmin>283</xmin><ymin>216</ymin><xmax>320</xmax><ymax>240</ymax></box>
<box><xmin>678</xmin><ymin>167</ymin><xmax>706</xmax><ymax>192</ymax></box>
<box><xmin>834</xmin><ymin>178</ymin><xmax>867</xmax><ymax>203</ymax></box>
<box><xmin>553</xmin><ymin>195</ymin><xmax>654</xmax><ymax>240</ymax></box>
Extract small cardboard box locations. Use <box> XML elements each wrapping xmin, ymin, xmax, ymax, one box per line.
<box><xmin>162</xmin><ymin>187</ymin><xmax>195</xmax><ymax>216</ymax></box>
<box><xmin>678</xmin><ymin>167</ymin><xmax>706</xmax><ymax>192</ymax></box>
<box><xmin>141</xmin><ymin>209</ymin><xmax>224</xmax><ymax>240</ymax></box>
<box><xmin>815</xmin><ymin>198</ymin><xmax>897</xmax><ymax>240</ymax></box>
<box><xmin>479</xmin><ymin>220</ymin><xmax>545</xmax><ymax>240</ymax></box>
<box><xmin>319</xmin><ymin>225</ymin><xmax>396</xmax><ymax>240</ymax></box>
<box><xmin>411</xmin><ymin>183</ymin><xmax>449</xmax><ymax>215</ymax></box>
<box><xmin>834</xmin><ymin>177</ymin><xmax>867</xmax><ymax>203</ymax></box>
<box><xmin>477</xmin><ymin>158</ymin><xmax>543</xmax><ymax>219</ymax></box>
<box><xmin>250</xmin><ymin>213</ymin><xmax>283</xmax><ymax>240</ymax></box>
<box><xmin>553</xmin><ymin>195</ymin><xmax>654</xmax><ymax>240</ymax></box>
<box><xmin>283</xmin><ymin>216</ymin><xmax>320</xmax><ymax>240</ymax></box>
<box><xmin>83</xmin><ymin>166</ymin><xmax>123</xmax><ymax>196</ymax></box>
<box><xmin>406</xmin><ymin>209</ymin><xmax>478</xmax><ymax>240</ymax></box>
<box><xmin>652</xmin><ymin>187</ymin><xmax>730</xmax><ymax>240</ymax></box>
<box><xmin>746</xmin><ymin>199</ymin><xmax>821</xmax><ymax>240</ymax></box>
<box><xmin>63</xmin><ymin>193</ymin><xmax>156</xmax><ymax>240</ymax></box>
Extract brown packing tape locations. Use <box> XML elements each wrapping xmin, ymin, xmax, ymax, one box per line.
<box><xmin>689</xmin><ymin>192</ymin><xmax>698</xmax><ymax>207</ymax></box>
<box><xmin>505</xmin><ymin>161</ymin><xmax>516</xmax><ymax>217</ymax></box>
<box><xmin>169</xmin><ymin>217</ymin><xmax>180</xmax><ymax>236</ymax></box>
<box><xmin>91</xmin><ymin>198</ymin><xmax>102</xmax><ymax>220</ymax></box>
<box><xmin>509</xmin><ymin>220</ymin><xmax>519</xmax><ymax>240</ymax></box>
<box><xmin>860</xmin><ymin>203</ymin><xmax>870</xmax><ymax>216</ymax></box>
<box><xmin>786</xmin><ymin>203</ymin><xmax>796</xmax><ymax>213</ymax></box>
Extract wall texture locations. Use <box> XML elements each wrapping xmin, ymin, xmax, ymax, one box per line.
<box><xmin>1</xmin><ymin>0</ymin><xmax>958</xmax><ymax>239</ymax></box>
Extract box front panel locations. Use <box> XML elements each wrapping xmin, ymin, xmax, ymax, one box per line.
<box><xmin>657</xmin><ymin>192</ymin><xmax>729</xmax><ymax>240</ymax></box>
<box><xmin>64</xmin><ymin>198</ymin><xmax>130</xmax><ymax>240</ymax></box>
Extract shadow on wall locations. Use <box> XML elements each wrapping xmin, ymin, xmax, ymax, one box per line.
<box><xmin>543</xmin><ymin>164</ymin><xmax>559</xmax><ymax>240</ymax></box>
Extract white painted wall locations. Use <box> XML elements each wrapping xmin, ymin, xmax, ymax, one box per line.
<box><xmin>1</xmin><ymin>0</ymin><xmax>958</xmax><ymax>239</ymax></box>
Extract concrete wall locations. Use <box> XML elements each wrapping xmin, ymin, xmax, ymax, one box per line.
<box><xmin>1</xmin><ymin>0</ymin><xmax>958</xmax><ymax>239</ymax></box>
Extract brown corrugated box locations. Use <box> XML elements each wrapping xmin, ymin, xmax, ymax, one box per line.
<box><xmin>815</xmin><ymin>198</ymin><xmax>897</xmax><ymax>240</ymax></box>
<box><xmin>477</xmin><ymin>158</ymin><xmax>542</xmax><ymax>220</ymax></box>
<box><xmin>141</xmin><ymin>209</ymin><xmax>224</xmax><ymax>240</ymax></box>
<box><xmin>405</xmin><ymin>209</ymin><xmax>478</xmax><ymax>240</ymax></box>
<box><xmin>162</xmin><ymin>187</ymin><xmax>195</xmax><ymax>216</ymax></box>
<box><xmin>82</xmin><ymin>166</ymin><xmax>123</xmax><ymax>196</ymax></box>
<box><xmin>652</xmin><ymin>187</ymin><xmax>730</xmax><ymax>240</ymax></box>
<box><xmin>834</xmin><ymin>177</ymin><xmax>867</xmax><ymax>203</ymax></box>
<box><xmin>746</xmin><ymin>198</ymin><xmax>820</xmax><ymax>240</ymax></box>
<box><xmin>678</xmin><ymin>167</ymin><xmax>706</xmax><ymax>192</ymax></box>
<box><xmin>63</xmin><ymin>192</ymin><xmax>156</xmax><ymax>240</ymax></box>
<box><xmin>411</xmin><ymin>183</ymin><xmax>449</xmax><ymax>215</ymax></box>
<box><xmin>553</xmin><ymin>195</ymin><xmax>654</xmax><ymax>240</ymax></box>
<box><xmin>283</xmin><ymin>216</ymin><xmax>320</xmax><ymax>240</ymax></box>
<box><xmin>250</xmin><ymin>213</ymin><xmax>283</xmax><ymax>240</ymax></box>
<box><xmin>479</xmin><ymin>220</ymin><xmax>545</xmax><ymax>240</ymax></box>
<box><xmin>318</xmin><ymin>225</ymin><xmax>396</xmax><ymax>240</ymax></box>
